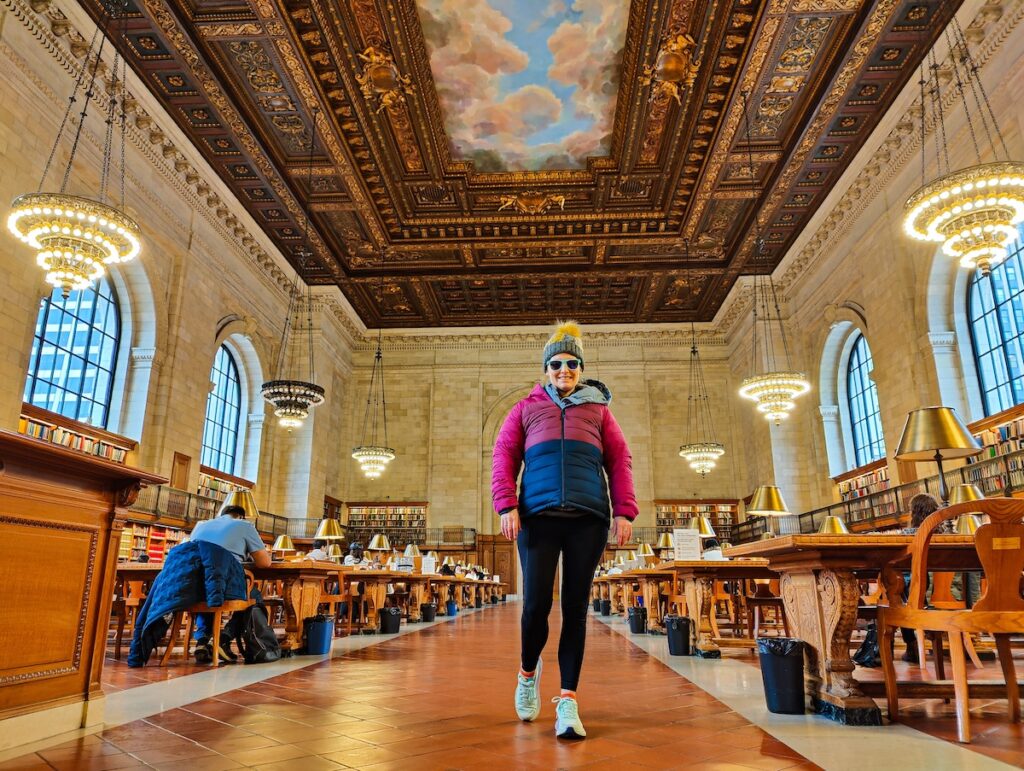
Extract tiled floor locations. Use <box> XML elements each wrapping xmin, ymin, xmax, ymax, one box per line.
<box><xmin>4</xmin><ymin>604</ymin><xmax>822</xmax><ymax>770</ymax></box>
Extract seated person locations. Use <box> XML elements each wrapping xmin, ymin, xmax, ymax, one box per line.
<box><xmin>343</xmin><ymin>542</ymin><xmax>370</xmax><ymax>566</ymax></box>
<box><xmin>307</xmin><ymin>539</ymin><xmax>330</xmax><ymax>561</ymax></box>
<box><xmin>701</xmin><ymin>538</ymin><xmax>725</xmax><ymax>560</ymax></box>
<box><xmin>439</xmin><ymin>562</ymin><xmax>456</xmax><ymax>576</ymax></box>
<box><xmin>189</xmin><ymin>504</ymin><xmax>271</xmax><ymax>663</ymax></box>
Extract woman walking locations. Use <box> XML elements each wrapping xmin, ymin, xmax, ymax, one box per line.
<box><xmin>492</xmin><ymin>321</ymin><xmax>638</xmax><ymax>739</ymax></box>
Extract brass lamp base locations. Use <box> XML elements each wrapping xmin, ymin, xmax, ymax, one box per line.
<box><xmin>817</xmin><ymin>515</ymin><xmax>850</xmax><ymax>535</ymax></box>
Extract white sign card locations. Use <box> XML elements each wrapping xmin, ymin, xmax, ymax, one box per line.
<box><xmin>673</xmin><ymin>528</ymin><xmax>702</xmax><ymax>561</ymax></box>
<box><xmin>420</xmin><ymin>556</ymin><xmax>437</xmax><ymax>574</ymax></box>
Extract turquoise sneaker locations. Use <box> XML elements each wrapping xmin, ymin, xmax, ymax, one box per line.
<box><xmin>552</xmin><ymin>696</ymin><xmax>586</xmax><ymax>739</ymax></box>
<box><xmin>514</xmin><ymin>659</ymin><xmax>542</xmax><ymax>721</ymax></box>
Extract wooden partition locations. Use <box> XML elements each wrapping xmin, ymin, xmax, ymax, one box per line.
<box><xmin>0</xmin><ymin>430</ymin><xmax>164</xmax><ymax>750</ymax></box>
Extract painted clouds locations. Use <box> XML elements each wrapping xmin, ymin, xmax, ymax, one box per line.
<box><xmin>416</xmin><ymin>0</ymin><xmax>626</xmax><ymax>171</ymax></box>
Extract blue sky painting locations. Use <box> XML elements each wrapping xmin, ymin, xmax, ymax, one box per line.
<box><xmin>416</xmin><ymin>0</ymin><xmax>627</xmax><ymax>172</ymax></box>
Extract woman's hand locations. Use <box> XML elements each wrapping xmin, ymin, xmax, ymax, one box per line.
<box><xmin>612</xmin><ymin>516</ymin><xmax>632</xmax><ymax>546</ymax></box>
<box><xmin>500</xmin><ymin>509</ymin><xmax>521</xmax><ymax>541</ymax></box>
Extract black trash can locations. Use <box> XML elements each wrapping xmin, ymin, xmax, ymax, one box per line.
<box><xmin>379</xmin><ymin>606</ymin><xmax>402</xmax><ymax>634</ymax></box>
<box><xmin>600</xmin><ymin>599</ymin><xmax>611</xmax><ymax>616</ymax></box>
<box><xmin>490</xmin><ymin>595</ymin><xmax>499</xmax><ymax>604</ymax></box>
<box><xmin>592</xmin><ymin>598</ymin><xmax>601</xmax><ymax>612</ymax></box>
<box><xmin>420</xmin><ymin>603</ymin><xmax>436</xmax><ymax>622</ymax></box>
<box><xmin>757</xmin><ymin>638</ymin><xmax>806</xmax><ymax>714</ymax></box>
<box><xmin>628</xmin><ymin>606</ymin><xmax>647</xmax><ymax>634</ymax></box>
<box><xmin>475</xmin><ymin>597</ymin><xmax>483</xmax><ymax>609</ymax></box>
<box><xmin>665</xmin><ymin>615</ymin><xmax>692</xmax><ymax>656</ymax></box>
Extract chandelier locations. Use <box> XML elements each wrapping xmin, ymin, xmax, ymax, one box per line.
<box><xmin>735</xmin><ymin>91</ymin><xmax>809</xmax><ymax>424</ymax></box>
<box><xmin>352</xmin><ymin>254</ymin><xmax>395</xmax><ymax>478</ymax></box>
<box><xmin>902</xmin><ymin>19</ymin><xmax>1024</xmax><ymax>275</ymax></box>
<box><xmin>7</xmin><ymin>2</ymin><xmax>141</xmax><ymax>297</ymax></box>
<box><xmin>678</xmin><ymin>250</ymin><xmax>725</xmax><ymax>475</ymax></box>
<box><xmin>261</xmin><ymin>110</ymin><xmax>325</xmax><ymax>429</ymax></box>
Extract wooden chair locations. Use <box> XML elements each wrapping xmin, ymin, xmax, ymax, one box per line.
<box><xmin>111</xmin><ymin>579</ymin><xmax>148</xmax><ymax>660</ymax></box>
<box><xmin>346</xmin><ymin>579</ymin><xmax>367</xmax><ymax>635</ymax></box>
<box><xmin>319</xmin><ymin>571</ymin><xmax>347</xmax><ymax>633</ymax></box>
<box><xmin>159</xmin><ymin>570</ymin><xmax>255</xmax><ymax>668</ymax></box>
<box><xmin>745</xmin><ymin>579</ymin><xmax>790</xmax><ymax>638</ymax></box>
<box><xmin>879</xmin><ymin>498</ymin><xmax>1024</xmax><ymax>743</ymax></box>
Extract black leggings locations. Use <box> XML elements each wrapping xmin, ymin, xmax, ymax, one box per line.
<box><xmin>517</xmin><ymin>514</ymin><xmax>609</xmax><ymax>690</ymax></box>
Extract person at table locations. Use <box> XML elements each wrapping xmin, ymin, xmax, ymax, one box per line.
<box><xmin>307</xmin><ymin>540</ymin><xmax>330</xmax><ymax>561</ymax></box>
<box><xmin>343</xmin><ymin>542</ymin><xmax>370</xmax><ymax>566</ymax></box>
<box><xmin>189</xmin><ymin>504</ymin><xmax>271</xmax><ymax>663</ymax></box>
<box><xmin>493</xmin><ymin>320</ymin><xmax>638</xmax><ymax>740</ymax></box>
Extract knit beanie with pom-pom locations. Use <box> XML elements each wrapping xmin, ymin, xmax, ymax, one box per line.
<box><xmin>542</xmin><ymin>320</ymin><xmax>584</xmax><ymax>370</ymax></box>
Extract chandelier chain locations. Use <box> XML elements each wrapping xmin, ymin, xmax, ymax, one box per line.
<box><xmin>61</xmin><ymin>35</ymin><xmax>109</xmax><ymax>195</ymax></box>
<box><xmin>928</xmin><ymin>50</ymin><xmax>950</xmax><ymax>177</ymax></box>
<box><xmin>919</xmin><ymin>65</ymin><xmax>927</xmax><ymax>187</ymax></box>
<box><xmin>99</xmin><ymin>53</ymin><xmax>120</xmax><ymax>204</ymax></box>
<box><xmin>304</xmin><ymin>109</ymin><xmax>318</xmax><ymax>384</ymax></box>
<box><xmin>945</xmin><ymin>27</ymin><xmax>982</xmax><ymax>164</ymax></box>
<box><xmin>952</xmin><ymin>16</ymin><xmax>1009</xmax><ymax>161</ymax></box>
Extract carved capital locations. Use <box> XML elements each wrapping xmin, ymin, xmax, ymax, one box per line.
<box><xmin>819</xmin><ymin>404</ymin><xmax>840</xmax><ymax>422</ymax></box>
<box><xmin>927</xmin><ymin>331</ymin><xmax>957</xmax><ymax>351</ymax></box>
<box><xmin>117</xmin><ymin>481</ymin><xmax>143</xmax><ymax>508</ymax></box>
<box><xmin>130</xmin><ymin>347</ymin><xmax>157</xmax><ymax>366</ymax></box>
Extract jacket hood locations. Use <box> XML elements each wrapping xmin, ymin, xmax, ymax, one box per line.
<box><xmin>537</xmin><ymin>379</ymin><xmax>612</xmax><ymax>406</ymax></box>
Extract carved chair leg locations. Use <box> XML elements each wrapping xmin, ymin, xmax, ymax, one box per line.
<box><xmin>994</xmin><ymin>634</ymin><xmax>1021</xmax><ymax>723</ymax></box>
<box><xmin>931</xmin><ymin>632</ymin><xmax>946</xmax><ymax>682</ymax></box>
<box><xmin>963</xmin><ymin>633</ymin><xmax>983</xmax><ymax>669</ymax></box>
<box><xmin>948</xmin><ymin>632</ymin><xmax>972</xmax><ymax>743</ymax></box>
<box><xmin>210</xmin><ymin>611</ymin><xmax>223</xmax><ymax>669</ymax></box>
<box><xmin>916</xmin><ymin>630</ymin><xmax>928</xmax><ymax>675</ymax></box>
<box><xmin>878</xmin><ymin>622</ymin><xmax>899</xmax><ymax>721</ymax></box>
<box><xmin>183</xmin><ymin>615</ymin><xmax>194</xmax><ymax>660</ymax></box>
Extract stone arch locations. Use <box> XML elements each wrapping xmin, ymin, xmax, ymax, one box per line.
<box><xmin>106</xmin><ymin>259</ymin><xmax>159</xmax><ymax>440</ymax></box>
<box><xmin>210</xmin><ymin>315</ymin><xmax>267</xmax><ymax>480</ymax></box>
<box><xmin>817</xmin><ymin>303</ymin><xmax>871</xmax><ymax>476</ymax></box>
<box><xmin>925</xmin><ymin>248</ymin><xmax>981</xmax><ymax>419</ymax></box>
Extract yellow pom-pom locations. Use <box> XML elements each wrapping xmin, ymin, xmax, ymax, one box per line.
<box><xmin>547</xmin><ymin>320</ymin><xmax>582</xmax><ymax>345</ymax></box>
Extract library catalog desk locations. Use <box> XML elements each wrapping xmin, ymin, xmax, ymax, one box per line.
<box><xmin>0</xmin><ymin>430</ymin><xmax>164</xmax><ymax>752</ymax></box>
<box><xmin>725</xmin><ymin>534</ymin><xmax>978</xmax><ymax>726</ymax></box>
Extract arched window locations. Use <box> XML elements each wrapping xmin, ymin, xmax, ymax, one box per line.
<box><xmin>968</xmin><ymin>238</ymin><xmax>1024</xmax><ymax>415</ymax></box>
<box><xmin>201</xmin><ymin>345</ymin><xmax>242</xmax><ymax>474</ymax></box>
<box><xmin>846</xmin><ymin>333</ymin><xmax>885</xmax><ymax>467</ymax></box>
<box><xmin>24</xmin><ymin>279</ymin><xmax>120</xmax><ymax>427</ymax></box>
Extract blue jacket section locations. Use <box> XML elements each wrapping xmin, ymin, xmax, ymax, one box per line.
<box><xmin>521</xmin><ymin>380</ymin><xmax>613</xmax><ymax>520</ymax></box>
<box><xmin>127</xmin><ymin>540</ymin><xmax>247</xmax><ymax>667</ymax></box>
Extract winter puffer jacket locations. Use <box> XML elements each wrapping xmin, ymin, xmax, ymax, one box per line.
<box><xmin>491</xmin><ymin>380</ymin><xmax>638</xmax><ymax>522</ymax></box>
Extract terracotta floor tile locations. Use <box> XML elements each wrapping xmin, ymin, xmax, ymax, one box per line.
<box><xmin>320</xmin><ymin>745</ymin><xmax>407</xmax><ymax>767</ymax></box>
<box><xmin>249</xmin><ymin>757</ymin><xmax>344</xmax><ymax>771</ymax></box>
<box><xmin>147</xmin><ymin>756</ymin><xmax>243</xmax><ymax>771</ymax></box>
<box><xmin>128</xmin><ymin>741</ymin><xmax>217</xmax><ymax>765</ymax></box>
<box><xmin>225</xmin><ymin>744</ymin><xmax>310</xmax><ymax>766</ymax></box>
<box><xmin>200</xmin><ymin>735</ymin><xmax>283</xmax><ymax>755</ymax></box>
<box><xmin>712</xmin><ymin>749</ymin><xmax>809</xmax><ymax>771</ymax></box>
<box><xmin>0</xmin><ymin>758</ymin><xmax>52</xmax><ymax>771</ymax></box>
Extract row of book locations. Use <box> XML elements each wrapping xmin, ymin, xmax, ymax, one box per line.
<box><xmin>837</xmin><ymin>466</ymin><xmax>889</xmax><ymax>500</ymax></box>
<box><xmin>20</xmin><ymin>417</ymin><xmax>128</xmax><ymax>462</ymax></box>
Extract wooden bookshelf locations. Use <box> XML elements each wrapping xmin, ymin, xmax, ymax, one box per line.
<box><xmin>197</xmin><ymin>465</ymin><xmax>253</xmax><ymax>500</ymax></box>
<box><xmin>324</xmin><ymin>494</ymin><xmax>343</xmax><ymax>520</ymax></box>
<box><xmin>655</xmin><ymin>499</ymin><xmax>738</xmax><ymax>543</ymax></box>
<box><xmin>18</xmin><ymin>402</ymin><xmax>136</xmax><ymax>464</ymax></box>
<box><xmin>346</xmin><ymin>502</ymin><xmax>428</xmax><ymax>546</ymax></box>
<box><xmin>833</xmin><ymin>459</ymin><xmax>890</xmax><ymax>502</ymax></box>
<box><xmin>117</xmin><ymin>521</ymin><xmax>188</xmax><ymax>563</ymax></box>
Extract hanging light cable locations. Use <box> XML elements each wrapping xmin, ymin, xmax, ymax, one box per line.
<box><xmin>261</xmin><ymin>108</ymin><xmax>325</xmax><ymax>429</ymax></box>
<box><xmin>735</xmin><ymin>90</ymin><xmax>810</xmax><ymax>424</ymax></box>
<box><xmin>352</xmin><ymin>251</ymin><xmax>395</xmax><ymax>478</ymax></box>
<box><xmin>902</xmin><ymin>13</ymin><xmax>1024</xmax><ymax>275</ymax></box>
<box><xmin>678</xmin><ymin>239</ymin><xmax>724</xmax><ymax>475</ymax></box>
<box><xmin>8</xmin><ymin>0</ymin><xmax>141</xmax><ymax>297</ymax></box>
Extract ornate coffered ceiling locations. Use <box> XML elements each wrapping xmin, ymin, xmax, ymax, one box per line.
<box><xmin>80</xmin><ymin>0</ymin><xmax>960</xmax><ymax>327</ymax></box>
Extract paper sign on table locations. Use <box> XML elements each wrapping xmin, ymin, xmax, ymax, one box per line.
<box><xmin>421</xmin><ymin>556</ymin><xmax>437</xmax><ymax>574</ymax></box>
<box><xmin>673</xmin><ymin>528</ymin><xmax>702</xmax><ymax>561</ymax></box>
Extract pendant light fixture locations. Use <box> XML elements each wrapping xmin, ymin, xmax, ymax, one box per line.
<box><xmin>679</xmin><ymin>239</ymin><xmax>725</xmax><ymax>475</ymax></box>
<box><xmin>7</xmin><ymin>1</ymin><xmax>141</xmax><ymax>297</ymax></box>
<box><xmin>352</xmin><ymin>252</ymin><xmax>395</xmax><ymax>478</ymax></box>
<box><xmin>735</xmin><ymin>92</ymin><xmax>810</xmax><ymax>424</ymax></box>
<box><xmin>902</xmin><ymin>18</ymin><xmax>1024</xmax><ymax>276</ymax></box>
<box><xmin>261</xmin><ymin>109</ymin><xmax>325</xmax><ymax>429</ymax></box>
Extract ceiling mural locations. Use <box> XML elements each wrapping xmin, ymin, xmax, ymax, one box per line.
<box><xmin>416</xmin><ymin>0</ymin><xmax>627</xmax><ymax>172</ymax></box>
<box><xmin>77</xmin><ymin>0</ymin><xmax>963</xmax><ymax>327</ymax></box>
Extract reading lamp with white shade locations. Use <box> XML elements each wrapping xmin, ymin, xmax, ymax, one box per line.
<box><xmin>894</xmin><ymin>406</ymin><xmax>981</xmax><ymax>504</ymax></box>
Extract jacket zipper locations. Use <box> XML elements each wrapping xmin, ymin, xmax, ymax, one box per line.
<box><xmin>560</xmin><ymin>403</ymin><xmax>567</xmax><ymax>507</ymax></box>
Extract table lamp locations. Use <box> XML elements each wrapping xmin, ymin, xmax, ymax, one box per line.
<box><xmin>314</xmin><ymin>517</ymin><xmax>344</xmax><ymax>540</ymax></box>
<box><xmin>219</xmin><ymin>489</ymin><xmax>260</xmax><ymax>520</ymax></box>
<box><xmin>636</xmin><ymin>543</ymin><xmax>656</xmax><ymax>565</ymax></box>
<box><xmin>403</xmin><ymin>543</ymin><xmax>423</xmax><ymax>571</ymax></box>
<box><xmin>747</xmin><ymin>484</ymin><xmax>790</xmax><ymax>538</ymax></box>
<box><xmin>894</xmin><ymin>406</ymin><xmax>981</xmax><ymax>504</ymax></box>
<box><xmin>684</xmin><ymin>515</ymin><xmax>717</xmax><ymax>539</ymax></box>
<box><xmin>271</xmin><ymin>534</ymin><xmax>295</xmax><ymax>558</ymax></box>
<box><xmin>656</xmin><ymin>532</ymin><xmax>674</xmax><ymax>559</ymax></box>
<box><xmin>327</xmin><ymin>543</ymin><xmax>343</xmax><ymax>562</ymax></box>
<box><xmin>948</xmin><ymin>483</ymin><xmax>985</xmax><ymax>534</ymax></box>
<box><xmin>367</xmin><ymin>533</ymin><xmax>391</xmax><ymax>552</ymax></box>
<box><xmin>817</xmin><ymin>512</ymin><xmax>850</xmax><ymax>534</ymax></box>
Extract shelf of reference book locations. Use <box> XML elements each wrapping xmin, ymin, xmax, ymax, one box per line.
<box><xmin>18</xmin><ymin>402</ymin><xmax>136</xmax><ymax>464</ymax></box>
<box><xmin>197</xmin><ymin>465</ymin><xmax>253</xmax><ymax>500</ymax></box>
<box><xmin>834</xmin><ymin>459</ymin><xmax>889</xmax><ymax>501</ymax></box>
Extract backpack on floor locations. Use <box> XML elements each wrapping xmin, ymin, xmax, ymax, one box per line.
<box><xmin>236</xmin><ymin>605</ymin><xmax>282</xmax><ymax>664</ymax></box>
<box><xmin>852</xmin><ymin>622</ymin><xmax>880</xmax><ymax>668</ymax></box>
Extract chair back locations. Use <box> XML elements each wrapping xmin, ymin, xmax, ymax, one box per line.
<box><xmin>889</xmin><ymin>497</ymin><xmax>1024</xmax><ymax>613</ymax></box>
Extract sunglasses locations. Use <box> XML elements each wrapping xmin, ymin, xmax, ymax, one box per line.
<box><xmin>548</xmin><ymin>359</ymin><xmax>580</xmax><ymax>371</ymax></box>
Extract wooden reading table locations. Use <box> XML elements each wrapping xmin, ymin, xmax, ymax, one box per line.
<box><xmin>725</xmin><ymin>534</ymin><xmax>979</xmax><ymax>726</ymax></box>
